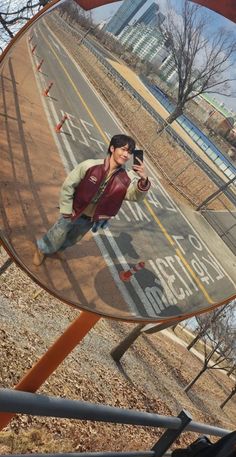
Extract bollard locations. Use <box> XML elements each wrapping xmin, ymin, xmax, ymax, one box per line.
<box><xmin>43</xmin><ymin>81</ymin><xmax>53</xmax><ymax>97</ymax></box>
<box><xmin>119</xmin><ymin>261</ymin><xmax>145</xmax><ymax>282</ymax></box>
<box><xmin>55</xmin><ymin>114</ymin><xmax>68</xmax><ymax>133</ymax></box>
<box><xmin>31</xmin><ymin>44</ymin><xmax>37</xmax><ymax>54</ymax></box>
<box><xmin>36</xmin><ymin>58</ymin><xmax>44</xmax><ymax>71</ymax></box>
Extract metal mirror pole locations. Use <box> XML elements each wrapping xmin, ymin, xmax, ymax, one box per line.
<box><xmin>0</xmin><ymin>243</ymin><xmax>14</xmax><ymax>275</ymax></box>
<box><xmin>0</xmin><ymin>310</ymin><xmax>100</xmax><ymax>430</ymax></box>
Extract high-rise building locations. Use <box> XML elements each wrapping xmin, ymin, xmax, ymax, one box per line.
<box><xmin>136</xmin><ymin>3</ymin><xmax>159</xmax><ymax>26</ymax></box>
<box><xmin>119</xmin><ymin>24</ymin><xmax>177</xmax><ymax>82</ymax></box>
<box><xmin>136</xmin><ymin>3</ymin><xmax>165</xmax><ymax>28</ymax></box>
<box><xmin>105</xmin><ymin>0</ymin><xmax>148</xmax><ymax>36</ymax></box>
<box><xmin>120</xmin><ymin>24</ymin><xmax>165</xmax><ymax>62</ymax></box>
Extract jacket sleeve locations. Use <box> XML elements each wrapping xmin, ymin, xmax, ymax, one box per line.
<box><xmin>124</xmin><ymin>170</ymin><xmax>151</xmax><ymax>202</ymax></box>
<box><xmin>59</xmin><ymin>160</ymin><xmax>92</xmax><ymax>214</ymax></box>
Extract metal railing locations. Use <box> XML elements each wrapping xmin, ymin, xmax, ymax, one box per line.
<box><xmin>0</xmin><ymin>388</ymin><xmax>231</xmax><ymax>457</ymax></box>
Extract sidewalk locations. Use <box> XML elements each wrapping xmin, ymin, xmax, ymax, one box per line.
<box><xmin>178</xmin><ymin>202</ymin><xmax>236</xmax><ymax>285</ymax></box>
<box><xmin>0</xmin><ymin>34</ymin><xmax>130</xmax><ymax>319</ymax></box>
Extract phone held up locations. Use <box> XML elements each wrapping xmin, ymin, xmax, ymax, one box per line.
<box><xmin>133</xmin><ymin>149</ymin><xmax>144</xmax><ymax>165</ymax></box>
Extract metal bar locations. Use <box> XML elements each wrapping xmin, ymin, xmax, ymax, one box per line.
<box><xmin>0</xmin><ymin>389</ymin><xmax>182</xmax><ymax>429</ymax></box>
<box><xmin>0</xmin><ymin>312</ymin><xmax>100</xmax><ymax>430</ymax></box>
<box><xmin>187</xmin><ymin>420</ymin><xmax>230</xmax><ymax>436</ymax></box>
<box><xmin>0</xmin><ymin>257</ymin><xmax>13</xmax><ymax>275</ymax></box>
<box><xmin>0</xmin><ymin>453</ymin><xmax>155</xmax><ymax>457</ymax></box>
<box><xmin>0</xmin><ymin>389</ymin><xmax>230</xmax><ymax>437</ymax></box>
<box><xmin>152</xmin><ymin>410</ymin><xmax>192</xmax><ymax>457</ymax></box>
<box><xmin>196</xmin><ymin>176</ymin><xmax>236</xmax><ymax>210</ymax></box>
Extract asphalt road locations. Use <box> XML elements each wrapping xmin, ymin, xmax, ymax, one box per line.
<box><xmin>61</xmin><ymin>17</ymin><xmax>236</xmax><ymax>207</ymax></box>
<box><xmin>29</xmin><ymin>19</ymin><xmax>236</xmax><ymax>319</ymax></box>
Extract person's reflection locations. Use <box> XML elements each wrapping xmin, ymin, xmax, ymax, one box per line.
<box><xmin>33</xmin><ymin>134</ymin><xmax>151</xmax><ymax>265</ymax></box>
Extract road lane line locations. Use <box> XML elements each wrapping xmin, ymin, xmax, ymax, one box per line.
<box><xmin>41</xmin><ymin>25</ymin><xmax>216</xmax><ymax>304</ymax></box>
<box><xmin>37</xmin><ymin>24</ymin><xmax>227</xmax><ymax>307</ymax></box>
<box><xmin>40</xmin><ymin>33</ymin><xmax>108</xmax><ymax>144</ymax></box>
<box><xmin>28</xmin><ymin>40</ymin><xmax>70</xmax><ymax>174</ymax></box>
<box><xmin>144</xmin><ymin>200</ymin><xmax>175</xmax><ymax>246</ymax></box>
<box><xmin>144</xmin><ymin>200</ymin><xmax>213</xmax><ymax>304</ymax></box>
<box><xmin>175</xmin><ymin>249</ymin><xmax>213</xmax><ymax>304</ymax></box>
<box><xmin>103</xmin><ymin>228</ymin><xmax>157</xmax><ymax>317</ymax></box>
<box><xmin>93</xmin><ymin>232</ymin><xmax>139</xmax><ymax>315</ymax></box>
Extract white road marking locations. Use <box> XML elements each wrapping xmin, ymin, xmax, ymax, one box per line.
<box><xmin>93</xmin><ymin>232</ymin><xmax>138</xmax><ymax>315</ymax></box>
<box><xmin>28</xmin><ymin>43</ymin><xmax>70</xmax><ymax>174</ymax></box>
<box><xmin>35</xmin><ymin>22</ymin><xmax>235</xmax><ymax>315</ymax></box>
<box><xmin>103</xmin><ymin>228</ymin><xmax>157</xmax><ymax>317</ymax></box>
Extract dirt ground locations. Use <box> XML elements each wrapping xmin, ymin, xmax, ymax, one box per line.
<box><xmin>0</xmin><ymin>246</ymin><xmax>235</xmax><ymax>454</ymax></box>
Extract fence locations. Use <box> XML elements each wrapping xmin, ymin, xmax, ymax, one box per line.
<box><xmin>0</xmin><ymin>388</ymin><xmax>231</xmax><ymax>457</ymax></box>
<box><xmin>199</xmin><ymin>181</ymin><xmax>236</xmax><ymax>255</ymax></box>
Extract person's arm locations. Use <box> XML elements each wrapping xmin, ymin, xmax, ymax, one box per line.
<box><xmin>59</xmin><ymin>160</ymin><xmax>93</xmax><ymax>216</ymax></box>
<box><xmin>125</xmin><ymin>158</ymin><xmax>151</xmax><ymax>202</ymax></box>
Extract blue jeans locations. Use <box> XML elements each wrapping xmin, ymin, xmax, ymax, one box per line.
<box><xmin>37</xmin><ymin>215</ymin><xmax>93</xmax><ymax>254</ymax></box>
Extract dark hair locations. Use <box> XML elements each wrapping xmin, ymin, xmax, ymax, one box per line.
<box><xmin>108</xmin><ymin>134</ymin><xmax>135</xmax><ymax>155</ymax></box>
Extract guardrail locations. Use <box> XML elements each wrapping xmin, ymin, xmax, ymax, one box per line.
<box><xmin>0</xmin><ymin>389</ymin><xmax>231</xmax><ymax>457</ymax></box>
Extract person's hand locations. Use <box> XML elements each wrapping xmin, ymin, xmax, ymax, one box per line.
<box><xmin>132</xmin><ymin>157</ymin><xmax>147</xmax><ymax>180</ymax></box>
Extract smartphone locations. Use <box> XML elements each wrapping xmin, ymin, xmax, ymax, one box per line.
<box><xmin>133</xmin><ymin>149</ymin><xmax>143</xmax><ymax>165</ymax></box>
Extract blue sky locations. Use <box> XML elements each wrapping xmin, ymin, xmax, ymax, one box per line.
<box><xmin>92</xmin><ymin>0</ymin><xmax>236</xmax><ymax>113</ymax></box>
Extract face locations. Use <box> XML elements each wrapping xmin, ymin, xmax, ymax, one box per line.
<box><xmin>110</xmin><ymin>144</ymin><xmax>132</xmax><ymax>166</ymax></box>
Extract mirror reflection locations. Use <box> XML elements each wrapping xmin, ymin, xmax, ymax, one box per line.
<box><xmin>1</xmin><ymin>0</ymin><xmax>235</xmax><ymax>321</ymax></box>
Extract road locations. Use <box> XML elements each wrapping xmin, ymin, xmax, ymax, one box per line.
<box><xmin>28</xmin><ymin>19</ymin><xmax>236</xmax><ymax>319</ymax></box>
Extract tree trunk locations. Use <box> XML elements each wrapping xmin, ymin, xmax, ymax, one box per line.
<box><xmin>184</xmin><ymin>367</ymin><xmax>206</xmax><ymax>392</ymax></box>
<box><xmin>220</xmin><ymin>386</ymin><xmax>236</xmax><ymax>409</ymax></box>
<box><xmin>227</xmin><ymin>366</ymin><xmax>235</xmax><ymax>377</ymax></box>
<box><xmin>187</xmin><ymin>331</ymin><xmax>203</xmax><ymax>351</ymax></box>
<box><xmin>110</xmin><ymin>324</ymin><xmax>145</xmax><ymax>363</ymax></box>
<box><xmin>166</xmin><ymin>106</ymin><xmax>183</xmax><ymax>124</ymax></box>
<box><xmin>172</xmin><ymin>323</ymin><xmax>179</xmax><ymax>332</ymax></box>
<box><xmin>156</xmin><ymin>105</ymin><xmax>183</xmax><ymax>133</ymax></box>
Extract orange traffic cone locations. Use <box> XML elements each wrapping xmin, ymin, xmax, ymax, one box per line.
<box><xmin>31</xmin><ymin>44</ymin><xmax>37</xmax><ymax>54</ymax></box>
<box><xmin>43</xmin><ymin>81</ymin><xmax>53</xmax><ymax>96</ymax></box>
<box><xmin>55</xmin><ymin>114</ymin><xmax>68</xmax><ymax>133</ymax></box>
<box><xmin>36</xmin><ymin>58</ymin><xmax>44</xmax><ymax>71</ymax></box>
<box><xmin>119</xmin><ymin>261</ymin><xmax>145</xmax><ymax>282</ymax></box>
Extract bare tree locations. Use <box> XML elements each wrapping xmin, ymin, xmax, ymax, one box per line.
<box><xmin>220</xmin><ymin>382</ymin><xmax>236</xmax><ymax>409</ymax></box>
<box><xmin>186</xmin><ymin>305</ymin><xmax>228</xmax><ymax>350</ymax></box>
<box><xmin>0</xmin><ymin>0</ymin><xmax>49</xmax><ymax>51</ymax></box>
<box><xmin>187</xmin><ymin>301</ymin><xmax>236</xmax><ymax>351</ymax></box>
<box><xmin>184</xmin><ymin>322</ymin><xmax>235</xmax><ymax>393</ymax></box>
<box><xmin>158</xmin><ymin>0</ymin><xmax>236</xmax><ymax>129</ymax></box>
<box><xmin>227</xmin><ymin>364</ymin><xmax>236</xmax><ymax>377</ymax></box>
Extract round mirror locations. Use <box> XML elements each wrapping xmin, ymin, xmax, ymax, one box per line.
<box><xmin>1</xmin><ymin>0</ymin><xmax>235</xmax><ymax>321</ymax></box>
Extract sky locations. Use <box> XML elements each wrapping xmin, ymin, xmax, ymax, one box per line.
<box><xmin>92</xmin><ymin>0</ymin><xmax>236</xmax><ymax>113</ymax></box>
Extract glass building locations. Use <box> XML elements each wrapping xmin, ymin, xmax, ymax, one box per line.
<box><xmin>119</xmin><ymin>24</ymin><xmax>177</xmax><ymax>82</ymax></box>
<box><xmin>136</xmin><ymin>3</ymin><xmax>165</xmax><ymax>28</ymax></box>
<box><xmin>105</xmin><ymin>0</ymin><xmax>148</xmax><ymax>36</ymax></box>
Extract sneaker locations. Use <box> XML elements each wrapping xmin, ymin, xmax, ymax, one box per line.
<box><xmin>33</xmin><ymin>247</ymin><xmax>45</xmax><ymax>266</ymax></box>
